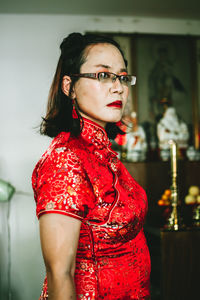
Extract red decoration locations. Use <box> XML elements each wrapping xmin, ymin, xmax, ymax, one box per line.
<box><xmin>72</xmin><ymin>105</ymin><xmax>78</xmax><ymax>119</ymax></box>
<box><xmin>115</xmin><ymin>123</ymin><xmax>128</xmax><ymax>146</ymax></box>
<box><xmin>115</xmin><ymin>121</ymin><xmax>122</xmax><ymax>126</ymax></box>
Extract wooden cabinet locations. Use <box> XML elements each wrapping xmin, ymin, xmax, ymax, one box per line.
<box><xmin>161</xmin><ymin>230</ymin><xmax>200</xmax><ymax>300</ymax></box>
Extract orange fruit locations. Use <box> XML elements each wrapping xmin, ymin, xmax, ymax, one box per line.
<box><xmin>162</xmin><ymin>194</ymin><xmax>169</xmax><ymax>201</ymax></box>
<box><xmin>158</xmin><ymin>199</ymin><xmax>165</xmax><ymax>206</ymax></box>
<box><xmin>164</xmin><ymin>189</ymin><xmax>171</xmax><ymax>196</ymax></box>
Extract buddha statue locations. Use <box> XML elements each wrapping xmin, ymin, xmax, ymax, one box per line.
<box><xmin>157</xmin><ymin>107</ymin><xmax>189</xmax><ymax>151</ymax></box>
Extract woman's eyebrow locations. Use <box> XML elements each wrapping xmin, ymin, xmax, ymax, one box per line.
<box><xmin>119</xmin><ymin>68</ymin><xmax>128</xmax><ymax>73</ymax></box>
<box><xmin>94</xmin><ymin>64</ymin><xmax>128</xmax><ymax>73</ymax></box>
<box><xmin>95</xmin><ymin>64</ymin><xmax>110</xmax><ymax>69</ymax></box>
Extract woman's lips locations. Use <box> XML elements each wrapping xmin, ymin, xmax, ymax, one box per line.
<box><xmin>107</xmin><ymin>101</ymin><xmax>122</xmax><ymax>108</ymax></box>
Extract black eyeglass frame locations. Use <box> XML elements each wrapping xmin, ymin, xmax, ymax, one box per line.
<box><xmin>70</xmin><ymin>72</ymin><xmax>136</xmax><ymax>86</ymax></box>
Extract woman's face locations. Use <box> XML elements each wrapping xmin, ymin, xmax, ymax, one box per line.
<box><xmin>73</xmin><ymin>43</ymin><xmax>129</xmax><ymax>128</ymax></box>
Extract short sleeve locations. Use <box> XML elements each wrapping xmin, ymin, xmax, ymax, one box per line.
<box><xmin>32</xmin><ymin>146</ymin><xmax>95</xmax><ymax>221</ymax></box>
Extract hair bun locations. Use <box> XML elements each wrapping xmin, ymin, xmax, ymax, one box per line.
<box><xmin>60</xmin><ymin>33</ymin><xmax>85</xmax><ymax>57</ymax></box>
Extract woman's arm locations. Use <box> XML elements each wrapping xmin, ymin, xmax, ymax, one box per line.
<box><xmin>39</xmin><ymin>213</ymin><xmax>81</xmax><ymax>300</ymax></box>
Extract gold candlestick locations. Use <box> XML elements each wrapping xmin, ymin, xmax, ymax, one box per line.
<box><xmin>164</xmin><ymin>140</ymin><xmax>183</xmax><ymax>231</ymax></box>
<box><xmin>170</xmin><ymin>140</ymin><xmax>177</xmax><ymax>176</ymax></box>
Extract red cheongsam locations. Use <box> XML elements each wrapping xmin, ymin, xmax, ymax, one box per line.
<box><xmin>32</xmin><ymin>118</ymin><xmax>151</xmax><ymax>300</ymax></box>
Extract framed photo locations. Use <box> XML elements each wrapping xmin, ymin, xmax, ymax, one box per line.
<box><xmin>133</xmin><ymin>35</ymin><xmax>193</xmax><ymax>122</ymax></box>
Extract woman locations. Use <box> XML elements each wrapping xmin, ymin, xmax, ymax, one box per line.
<box><xmin>32</xmin><ymin>33</ymin><xmax>151</xmax><ymax>300</ymax></box>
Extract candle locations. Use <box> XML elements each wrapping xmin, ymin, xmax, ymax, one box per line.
<box><xmin>169</xmin><ymin>140</ymin><xmax>177</xmax><ymax>174</ymax></box>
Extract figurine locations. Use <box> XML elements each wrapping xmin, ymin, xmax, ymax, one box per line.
<box><xmin>157</xmin><ymin>107</ymin><xmax>189</xmax><ymax>151</ymax></box>
<box><xmin>126</xmin><ymin>112</ymin><xmax>147</xmax><ymax>162</ymax></box>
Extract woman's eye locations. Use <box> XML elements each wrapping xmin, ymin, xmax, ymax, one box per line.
<box><xmin>98</xmin><ymin>72</ymin><xmax>110</xmax><ymax>80</ymax></box>
<box><xmin>121</xmin><ymin>75</ymin><xmax>129</xmax><ymax>83</ymax></box>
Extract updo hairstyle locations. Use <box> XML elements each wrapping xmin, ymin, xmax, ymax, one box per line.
<box><xmin>40</xmin><ymin>33</ymin><xmax>127</xmax><ymax>139</ymax></box>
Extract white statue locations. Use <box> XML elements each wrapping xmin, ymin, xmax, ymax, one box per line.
<box><xmin>126</xmin><ymin>112</ymin><xmax>147</xmax><ymax>161</ymax></box>
<box><xmin>157</xmin><ymin>107</ymin><xmax>189</xmax><ymax>150</ymax></box>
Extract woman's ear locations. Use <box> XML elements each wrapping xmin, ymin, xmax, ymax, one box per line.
<box><xmin>62</xmin><ymin>76</ymin><xmax>75</xmax><ymax>97</ymax></box>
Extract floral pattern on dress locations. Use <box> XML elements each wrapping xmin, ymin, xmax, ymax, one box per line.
<box><xmin>32</xmin><ymin>118</ymin><xmax>151</xmax><ymax>300</ymax></box>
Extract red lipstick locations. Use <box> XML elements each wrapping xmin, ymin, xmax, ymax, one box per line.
<box><xmin>107</xmin><ymin>101</ymin><xmax>122</xmax><ymax>108</ymax></box>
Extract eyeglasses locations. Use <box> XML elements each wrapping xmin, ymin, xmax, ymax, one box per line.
<box><xmin>70</xmin><ymin>72</ymin><xmax>136</xmax><ymax>86</ymax></box>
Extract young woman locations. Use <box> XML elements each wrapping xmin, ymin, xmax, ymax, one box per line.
<box><xmin>32</xmin><ymin>33</ymin><xmax>151</xmax><ymax>300</ymax></box>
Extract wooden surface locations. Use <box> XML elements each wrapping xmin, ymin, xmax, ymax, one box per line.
<box><xmin>160</xmin><ymin>230</ymin><xmax>200</xmax><ymax>300</ymax></box>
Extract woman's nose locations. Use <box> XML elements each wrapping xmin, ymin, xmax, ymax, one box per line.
<box><xmin>110</xmin><ymin>78</ymin><xmax>123</xmax><ymax>93</ymax></box>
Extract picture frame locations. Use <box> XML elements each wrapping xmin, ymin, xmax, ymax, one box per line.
<box><xmin>131</xmin><ymin>34</ymin><xmax>199</xmax><ymax>148</ymax></box>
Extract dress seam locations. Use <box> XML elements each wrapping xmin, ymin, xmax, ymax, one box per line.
<box><xmin>105</xmin><ymin>170</ymin><xmax>120</xmax><ymax>224</ymax></box>
<box><xmin>37</xmin><ymin>209</ymin><xmax>84</xmax><ymax>221</ymax></box>
<box><xmin>85</xmin><ymin>221</ymin><xmax>99</xmax><ymax>298</ymax></box>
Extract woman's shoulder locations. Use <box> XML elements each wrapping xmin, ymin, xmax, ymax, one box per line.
<box><xmin>32</xmin><ymin>132</ymin><xmax>96</xmax><ymax>219</ymax></box>
<box><xmin>32</xmin><ymin>132</ymin><xmax>83</xmax><ymax>179</ymax></box>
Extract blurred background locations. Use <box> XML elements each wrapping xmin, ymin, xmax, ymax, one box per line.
<box><xmin>0</xmin><ymin>1</ymin><xmax>200</xmax><ymax>299</ymax></box>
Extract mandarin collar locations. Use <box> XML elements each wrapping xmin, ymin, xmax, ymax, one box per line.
<box><xmin>81</xmin><ymin>118</ymin><xmax>111</xmax><ymax>150</ymax></box>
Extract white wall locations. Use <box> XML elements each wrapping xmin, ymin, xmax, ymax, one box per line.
<box><xmin>0</xmin><ymin>13</ymin><xmax>200</xmax><ymax>300</ymax></box>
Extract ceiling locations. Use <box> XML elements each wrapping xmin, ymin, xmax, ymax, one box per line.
<box><xmin>1</xmin><ymin>0</ymin><xmax>200</xmax><ymax>20</ymax></box>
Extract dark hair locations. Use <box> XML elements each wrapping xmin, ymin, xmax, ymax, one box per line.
<box><xmin>40</xmin><ymin>32</ymin><xmax>127</xmax><ymax>139</ymax></box>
